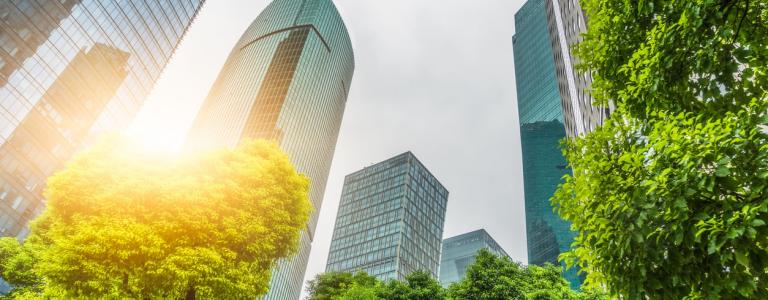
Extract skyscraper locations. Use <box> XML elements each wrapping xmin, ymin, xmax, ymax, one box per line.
<box><xmin>326</xmin><ymin>152</ymin><xmax>448</xmax><ymax>281</ymax></box>
<box><xmin>513</xmin><ymin>0</ymin><xmax>581</xmax><ymax>288</ymax></box>
<box><xmin>0</xmin><ymin>0</ymin><xmax>205</xmax><ymax>239</ymax></box>
<box><xmin>439</xmin><ymin>229</ymin><xmax>510</xmax><ymax>286</ymax></box>
<box><xmin>184</xmin><ymin>1</ymin><xmax>354</xmax><ymax>298</ymax></box>
<box><xmin>0</xmin><ymin>1</ymin><xmax>80</xmax><ymax>87</ymax></box>
<box><xmin>544</xmin><ymin>0</ymin><xmax>612</xmax><ymax>136</ymax></box>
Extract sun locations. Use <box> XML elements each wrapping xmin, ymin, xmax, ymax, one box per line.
<box><xmin>126</xmin><ymin>108</ymin><xmax>189</xmax><ymax>155</ymax></box>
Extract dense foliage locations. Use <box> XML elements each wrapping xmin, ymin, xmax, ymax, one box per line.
<box><xmin>305</xmin><ymin>250</ymin><xmax>604</xmax><ymax>300</ymax></box>
<box><xmin>0</xmin><ymin>238</ymin><xmax>41</xmax><ymax>297</ymax></box>
<box><xmin>448</xmin><ymin>250</ymin><xmax>576</xmax><ymax>299</ymax></box>
<box><xmin>306</xmin><ymin>271</ymin><xmax>445</xmax><ymax>300</ymax></box>
<box><xmin>0</xmin><ymin>138</ymin><xmax>311</xmax><ymax>299</ymax></box>
<box><xmin>554</xmin><ymin>0</ymin><xmax>768</xmax><ymax>298</ymax></box>
<box><xmin>305</xmin><ymin>272</ymin><xmax>380</xmax><ymax>300</ymax></box>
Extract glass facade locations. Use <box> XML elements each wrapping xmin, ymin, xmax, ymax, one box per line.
<box><xmin>0</xmin><ymin>0</ymin><xmax>204</xmax><ymax>239</ymax></box>
<box><xmin>439</xmin><ymin>229</ymin><xmax>510</xmax><ymax>286</ymax></box>
<box><xmin>513</xmin><ymin>0</ymin><xmax>581</xmax><ymax>289</ymax></box>
<box><xmin>184</xmin><ymin>1</ymin><xmax>354</xmax><ymax>299</ymax></box>
<box><xmin>326</xmin><ymin>152</ymin><xmax>448</xmax><ymax>281</ymax></box>
<box><xmin>544</xmin><ymin>0</ymin><xmax>612</xmax><ymax>136</ymax></box>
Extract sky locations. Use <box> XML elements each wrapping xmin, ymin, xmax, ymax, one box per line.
<box><xmin>130</xmin><ymin>0</ymin><xmax>528</xmax><ymax>297</ymax></box>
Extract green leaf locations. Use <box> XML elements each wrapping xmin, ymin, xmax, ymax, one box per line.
<box><xmin>708</xmin><ymin>238</ymin><xmax>719</xmax><ymax>255</ymax></box>
<box><xmin>715</xmin><ymin>166</ymin><xmax>730</xmax><ymax>177</ymax></box>
<box><xmin>726</xmin><ymin>228</ymin><xmax>744</xmax><ymax>239</ymax></box>
<box><xmin>633</xmin><ymin>231</ymin><xmax>644</xmax><ymax>243</ymax></box>
<box><xmin>674</xmin><ymin>198</ymin><xmax>687</xmax><ymax>209</ymax></box>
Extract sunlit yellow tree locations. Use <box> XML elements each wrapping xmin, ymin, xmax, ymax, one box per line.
<box><xmin>0</xmin><ymin>138</ymin><xmax>311</xmax><ymax>299</ymax></box>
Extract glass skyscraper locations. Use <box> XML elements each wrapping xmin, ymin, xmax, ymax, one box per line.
<box><xmin>0</xmin><ymin>0</ymin><xmax>204</xmax><ymax>239</ymax></box>
<box><xmin>439</xmin><ymin>229</ymin><xmax>510</xmax><ymax>286</ymax></box>
<box><xmin>184</xmin><ymin>0</ymin><xmax>354</xmax><ymax>299</ymax></box>
<box><xmin>326</xmin><ymin>152</ymin><xmax>448</xmax><ymax>281</ymax></box>
<box><xmin>544</xmin><ymin>0</ymin><xmax>612</xmax><ymax>136</ymax></box>
<box><xmin>513</xmin><ymin>0</ymin><xmax>581</xmax><ymax>289</ymax></box>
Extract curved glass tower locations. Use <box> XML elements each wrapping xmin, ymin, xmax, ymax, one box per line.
<box><xmin>186</xmin><ymin>0</ymin><xmax>354</xmax><ymax>299</ymax></box>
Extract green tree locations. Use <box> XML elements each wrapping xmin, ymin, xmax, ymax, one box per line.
<box><xmin>447</xmin><ymin>249</ymin><xmax>581</xmax><ymax>300</ymax></box>
<box><xmin>306</xmin><ymin>250</ymin><xmax>602</xmax><ymax>300</ymax></box>
<box><xmin>0</xmin><ymin>238</ymin><xmax>44</xmax><ymax>298</ymax></box>
<box><xmin>554</xmin><ymin>0</ymin><xmax>768</xmax><ymax>298</ymax></box>
<box><xmin>378</xmin><ymin>271</ymin><xmax>445</xmax><ymax>300</ymax></box>
<box><xmin>306</xmin><ymin>271</ymin><xmax>444</xmax><ymax>300</ymax></box>
<box><xmin>305</xmin><ymin>272</ymin><xmax>379</xmax><ymax>300</ymax></box>
<box><xmin>338</xmin><ymin>284</ymin><xmax>379</xmax><ymax>300</ymax></box>
<box><xmin>1</xmin><ymin>138</ymin><xmax>311</xmax><ymax>299</ymax></box>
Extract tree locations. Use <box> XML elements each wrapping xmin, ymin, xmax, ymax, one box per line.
<box><xmin>554</xmin><ymin>0</ymin><xmax>768</xmax><ymax>298</ymax></box>
<box><xmin>448</xmin><ymin>249</ymin><xmax>582</xmax><ymax>300</ymax></box>
<box><xmin>305</xmin><ymin>272</ymin><xmax>379</xmax><ymax>300</ymax></box>
<box><xmin>338</xmin><ymin>284</ymin><xmax>379</xmax><ymax>300</ymax></box>
<box><xmin>306</xmin><ymin>271</ymin><xmax>444</xmax><ymax>300</ymax></box>
<box><xmin>378</xmin><ymin>271</ymin><xmax>446</xmax><ymax>300</ymax></box>
<box><xmin>306</xmin><ymin>250</ymin><xmax>603</xmax><ymax>300</ymax></box>
<box><xmin>0</xmin><ymin>238</ymin><xmax>44</xmax><ymax>298</ymax></box>
<box><xmin>447</xmin><ymin>250</ymin><xmax>525</xmax><ymax>300</ymax></box>
<box><xmin>1</xmin><ymin>138</ymin><xmax>311</xmax><ymax>299</ymax></box>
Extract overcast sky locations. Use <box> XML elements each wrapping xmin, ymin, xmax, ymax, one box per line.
<box><xmin>130</xmin><ymin>0</ymin><xmax>527</xmax><ymax>297</ymax></box>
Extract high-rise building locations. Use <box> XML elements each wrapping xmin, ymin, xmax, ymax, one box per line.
<box><xmin>544</xmin><ymin>0</ymin><xmax>612</xmax><ymax>136</ymax></box>
<box><xmin>184</xmin><ymin>0</ymin><xmax>354</xmax><ymax>298</ymax></box>
<box><xmin>0</xmin><ymin>0</ymin><xmax>205</xmax><ymax>239</ymax></box>
<box><xmin>326</xmin><ymin>152</ymin><xmax>448</xmax><ymax>281</ymax></box>
<box><xmin>439</xmin><ymin>229</ymin><xmax>510</xmax><ymax>286</ymax></box>
<box><xmin>0</xmin><ymin>1</ymin><xmax>80</xmax><ymax>87</ymax></box>
<box><xmin>513</xmin><ymin>0</ymin><xmax>581</xmax><ymax>289</ymax></box>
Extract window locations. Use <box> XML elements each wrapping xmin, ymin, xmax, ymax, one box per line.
<box><xmin>17</xmin><ymin>27</ymin><xmax>31</xmax><ymax>40</ymax></box>
<box><xmin>11</xmin><ymin>195</ymin><xmax>23</xmax><ymax>210</ymax></box>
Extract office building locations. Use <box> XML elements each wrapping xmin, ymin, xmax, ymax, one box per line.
<box><xmin>184</xmin><ymin>0</ymin><xmax>354</xmax><ymax>298</ymax></box>
<box><xmin>0</xmin><ymin>0</ymin><xmax>205</xmax><ymax>239</ymax></box>
<box><xmin>513</xmin><ymin>0</ymin><xmax>581</xmax><ymax>288</ymax></box>
<box><xmin>326</xmin><ymin>152</ymin><xmax>448</xmax><ymax>281</ymax></box>
<box><xmin>439</xmin><ymin>229</ymin><xmax>510</xmax><ymax>286</ymax></box>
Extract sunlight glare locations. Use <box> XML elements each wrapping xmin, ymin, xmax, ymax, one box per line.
<box><xmin>127</xmin><ymin>109</ymin><xmax>187</xmax><ymax>155</ymax></box>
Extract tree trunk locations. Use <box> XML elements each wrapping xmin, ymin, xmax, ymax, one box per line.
<box><xmin>185</xmin><ymin>285</ymin><xmax>196</xmax><ymax>300</ymax></box>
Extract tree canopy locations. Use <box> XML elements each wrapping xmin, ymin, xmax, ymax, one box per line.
<box><xmin>305</xmin><ymin>271</ymin><xmax>380</xmax><ymax>300</ymax></box>
<box><xmin>1</xmin><ymin>138</ymin><xmax>311</xmax><ymax>299</ymax></box>
<box><xmin>306</xmin><ymin>271</ymin><xmax>445</xmax><ymax>300</ymax></box>
<box><xmin>448</xmin><ymin>250</ymin><xmax>590</xmax><ymax>300</ymax></box>
<box><xmin>305</xmin><ymin>250</ymin><xmax>604</xmax><ymax>300</ymax></box>
<box><xmin>554</xmin><ymin>0</ymin><xmax>768</xmax><ymax>298</ymax></box>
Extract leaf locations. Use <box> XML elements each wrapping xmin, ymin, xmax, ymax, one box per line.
<box><xmin>715</xmin><ymin>166</ymin><xmax>730</xmax><ymax>177</ymax></box>
<box><xmin>708</xmin><ymin>237</ymin><xmax>719</xmax><ymax>255</ymax></box>
<box><xmin>674</xmin><ymin>198</ymin><xmax>687</xmax><ymax>209</ymax></box>
<box><xmin>726</xmin><ymin>228</ymin><xmax>744</xmax><ymax>239</ymax></box>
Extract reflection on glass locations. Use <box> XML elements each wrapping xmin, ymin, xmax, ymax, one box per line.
<box><xmin>513</xmin><ymin>0</ymin><xmax>582</xmax><ymax>289</ymax></box>
<box><xmin>0</xmin><ymin>0</ymin><xmax>204</xmax><ymax>239</ymax></box>
<box><xmin>184</xmin><ymin>1</ymin><xmax>354</xmax><ymax>298</ymax></box>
